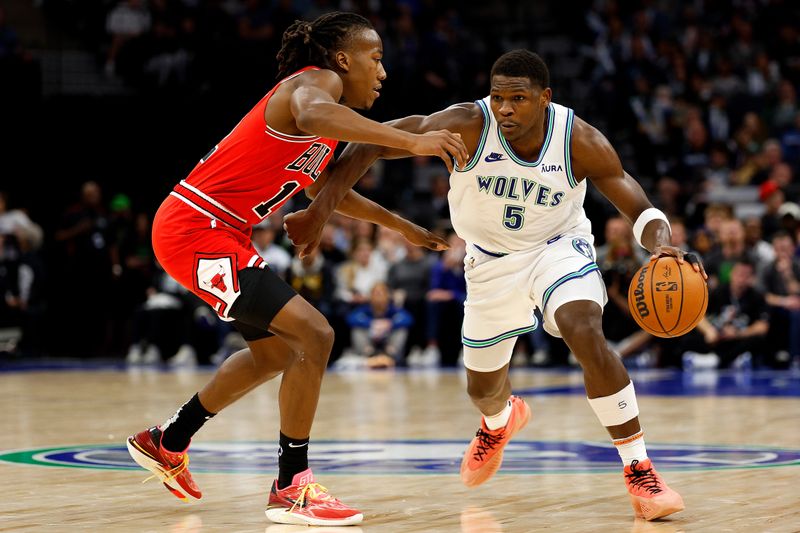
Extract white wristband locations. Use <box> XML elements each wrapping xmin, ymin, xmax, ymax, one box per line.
<box><xmin>632</xmin><ymin>208</ymin><xmax>671</xmax><ymax>250</ymax></box>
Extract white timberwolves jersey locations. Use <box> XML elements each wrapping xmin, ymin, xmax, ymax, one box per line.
<box><xmin>448</xmin><ymin>97</ymin><xmax>591</xmax><ymax>253</ymax></box>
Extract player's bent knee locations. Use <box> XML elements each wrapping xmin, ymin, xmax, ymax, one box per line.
<box><xmin>554</xmin><ymin>302</ymin><xmax>603</xmax><ymax>339</ymax></box>
<box><xmin>465</xmin><ymin>366</ymin><xmax>508</xmax><ymax>401</ymax></box>
<box><xmin>301</xmin><ymin>319</ymin><xmax>334</xmax><ymax>363</ymax></box>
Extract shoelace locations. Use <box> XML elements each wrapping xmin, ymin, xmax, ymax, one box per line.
<box><xmin>625</xmin><ymin>460</ymin><xmax>663</xmax><ymax>495</ymax></box>
<box><xmin>288</xmin><ymin>482</ymin><xmax>333</xmax><ymax>513</ymax></box>
<box><xmin>143</xmin><ymin>453</ymin><xmax>189</xmax><ymax>485</ymax></box>
<box><xmin>472</xmin><ymin>428</ymin><xmax>505</xmax><ymax>461</ymax></box>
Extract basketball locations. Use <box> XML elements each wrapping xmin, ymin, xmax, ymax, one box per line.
<box><xmin>627</xmin><ymin>256</ymin><xmax>708</xmax><ymax>338</ymax></box>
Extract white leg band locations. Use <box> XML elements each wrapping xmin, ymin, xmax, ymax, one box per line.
<box><xmin>587</xmin><ymin>381</ymin><xmax>640</xmax><ymax>427</ymax></box>
<box><xmin>632</xmin><ymin>208</ymin><xmax>671</xmax><ymax>249</ymax></box>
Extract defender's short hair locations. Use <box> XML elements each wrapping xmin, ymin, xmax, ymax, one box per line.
<box><xmin>491</xmin><ymin>50</ymin><xmax>550</xmax><ymax>89</ymax></box>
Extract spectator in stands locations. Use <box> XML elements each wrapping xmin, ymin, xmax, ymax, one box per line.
<box><xmin>388</xmin><ymin>240</ymin><xmax>435</xmax><ymax>360</ymax></box>
<box><xmin>335</xmin><ymin>238</ymin><xmax>388</xmax><ymax>305</ymax></box>
<box><xmin>673</xmin><ymin>259</ymin><xmax>770</xmax><ymax>369</ymax></box>
<box><xmin>54</xmin><ymin>181</ymin><xmax>114</xmax><ymax>356</ymax></box>
<box><xmin>374</xmin><ymin>224</ymin><xmax>406</xmax><ymax>267</ymax></box>
<box><xmin>0</xmin><ymin>191</ymin><xmax>43</xmax><ymax>252</ymax></box>
<box><xmin>0</xmin><ymin>234</ymin><xmax>25</xmax><ymax>351</ymax></box>
<box><xmin>743</xmin><ymin>216</ymin><xmax>776</xmax><ymax>269</ymax></box>
<box><xmin>342</xmin><ymin>282</ymin><xmax>413</xmax><ymax>369</ymax></box>
<box><xmin>143</xmin><ymin>0</ymin><xmax>191</xmax><ymax>87</ymax></box>
<box><xmin>126</xmin><ymin>263</ymin><xmax>199</xmax><ymax>367</ymax></box>
<box><xmin>252</xmin><ymin>224</ymin><xmax>291</xmax><ymax>279</ymax></box>
<box><xmin>318</xmin><ymin>223</ymin><xmax>348</xmax><ymax>266</ymax></box>
<box><xmin>105</xmin><ymin>0</ymin><xmax>152</xmax><ymax>77</ymax></box>
<box><xmin>760</xmin><ymin>180</ymin><xmax>786</xmax><ymax>240</ymax></box>
<box><xmin>599</xmin><ymin>222</ymin><xmax>641</xmax><ymax>347</ymax></box>
<box><xmin>596</xmin><ymin>215</ymin><xmax>648</xmax><ymax>265</ymax></box>
<box><xmin>705</xmin><ymin>218</ymin><xmax>757</xmax><ymax>287</ymax></box>
<box><xmin>287</xmin><ymin>245</ymin><xmax>335</xmax><ymax>319</ymax></box>
<box><xmin>762</xmin><ymin>231</ymin><xmax>800</xmax><ymax>368</ymax></box>
<box><xmin>413</xmin><ymin>233</ymin><xmax>466</xmax><ymax>367</ymax></box>
<box><xmin>772</xmin><ymin>79</ymin><xmax>798</xmax><ymax>131</ymax></box>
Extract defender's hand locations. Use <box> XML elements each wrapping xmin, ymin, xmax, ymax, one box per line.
<box><xmin>408</xmin><ymin>130</ymin><xmax>469</xmax><ymax>173</ymax></box>
<box><xmin>283</xmin><ymin>209</ymin><xmax>324</xmax><ymax>259</ymax></box>
<box><xmin>650</xmin><ymin>245</ymin><xmax>708</xmax><ymax>280</ymax></box>
<box><xmin>399</xmin><ymin>220</ymin><xmax>449</xmax><ymax>252</ymax></box>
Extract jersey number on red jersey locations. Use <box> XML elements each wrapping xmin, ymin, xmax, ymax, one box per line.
<box><xmin>251</xmin><ymin>142</ymin><xmax>333</xmax><ymax>219</ymax></box>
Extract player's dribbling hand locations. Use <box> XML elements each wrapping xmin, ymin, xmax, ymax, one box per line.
<box><xmin>283</xmin><ymin>209</ymin><xmax>324</xmax><ymax>259</ymax></box>
<box><xmin>409</xmin><ymin>130</ymin><xmax>469</xmax><ymax>173</ymax></box>
<box><xmin>650</xmin><ymin>245</ymin><xmax>708</xmax><ymax>280</ymax></box>
<box><xmin>399</xmin><ymin>220</ymin><xmax>450</xmax><ymax>252</ymax></box>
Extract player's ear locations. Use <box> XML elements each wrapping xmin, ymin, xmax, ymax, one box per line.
<box><xmin>334</xmin><ymin>51</ymin><xmax>350</xmax><ymax>72</ymax></box>
<box><xmin>540</xmin><ymin>87</ymin><xmax>552</xmax><ymax>107</ymax></box>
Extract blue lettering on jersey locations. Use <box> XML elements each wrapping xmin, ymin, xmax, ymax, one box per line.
<box><xmin>521</xmin><ymin>179</ymin><xmax>537</xmax><ymax>202</ymax></box>
<box><xmin>535</xmin><ymin>185</ymin><xmax>551</xmax><ymax>206</ymax></box>
<box><xmin>541</xmin><ymin>164</ymin><xmax>564</xmax><ymax>173</ymax></box>
<box><xmin>476</xmin><ymin>175</ymin><xmax>494</xmax><ymax>192</ymax></box>
<box><xmin>475</xmin><ymin>174</ymin><xmax>565</xmax><ymax>207</ymax></box>
<box><xmin>493</xmin><ymin>176</ymin><xmax>508</xmax><ymax>197</ymax></box>
<box><xmin>507</xmin><ymin>177</ymin><xmax>520</xmax><ymax>200</ymax></box>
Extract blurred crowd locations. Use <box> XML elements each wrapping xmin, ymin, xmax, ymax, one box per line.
<box><xmin>2</xmin><ymin>0</ymin><xmax>800</xmax><ymax>370</ymax></box>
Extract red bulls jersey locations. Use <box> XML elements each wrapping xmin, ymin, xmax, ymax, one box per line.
<box><xmin>170</xmin><ymin>67</ymin><xmax>338</xmax><ymax>230</ymax></box>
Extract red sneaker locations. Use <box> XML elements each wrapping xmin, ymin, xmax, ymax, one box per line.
<box><xmin>265</xmin><ymin>468</ymin><xmax>363</xmax><ymax>526</ymax></box>
<box><xmin>624</xmin><ymin>459</ymin><xmax>685</xmax><ymax>520</ymax></box>
<box><xmin>460</xmin><ymin>396</ymin><xmax>531</xmax><ymax>487</ymax></box>
<box><xmin>126</xmin><ymin>426</ymin><xmax>201</xmax><ymax>501</ymax></box>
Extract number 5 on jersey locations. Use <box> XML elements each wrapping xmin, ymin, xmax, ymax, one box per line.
<box><xmin>503</xmin><ymin>204</ymin><xmax>525</xmax><ymax>231</ymax></box>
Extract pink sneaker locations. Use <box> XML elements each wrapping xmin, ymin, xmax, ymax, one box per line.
<box><xmin>460</xmin><ymin>396</ymin><xmax>531</xmax><ymax>487</ymax></box>
<box><xmin>624</xmin><ymin>459</ymin><xmax>685</xmax><ymax>520</ymax></box>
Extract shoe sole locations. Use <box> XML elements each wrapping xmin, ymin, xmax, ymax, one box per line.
<box><xmin>460</xmin><ymin>400</ymin><xmax>532</xmax><ymax>488</ymax></box>
<box><xmin>264</xmin><ymin>508</ymin><xmax>364</xmax><ymax>526</ymax></box>
<box><xmin>126</xmin><ymin>437</ymin><xmax>198</xmax><ymax>501</ymax></box>
<box><xmin>629</xmin><ymin>493</ymin><xmax>685</xmax><ymax>520</ymax></box>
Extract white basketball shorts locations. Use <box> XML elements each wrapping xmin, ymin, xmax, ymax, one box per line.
<box><xmin>462</xmin><ymin>233</ymin><xmax>608</xmax><ymax>372</ymax></box>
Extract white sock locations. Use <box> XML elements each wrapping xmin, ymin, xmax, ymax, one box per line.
<box><xmin>614</xmin><ymin>430</ymin><xmax>648</xmax><ymax>465</ymax></box>
<box><xmin>483</xmin><ymin>400</ymin><xmax>512</xmax><ymax>430</ymax></box>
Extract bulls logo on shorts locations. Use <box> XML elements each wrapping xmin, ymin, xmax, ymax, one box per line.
<box><xmin>193</xmin><ymin>253</ymin><xmax>241</xmax><ymax>319</ymax></box>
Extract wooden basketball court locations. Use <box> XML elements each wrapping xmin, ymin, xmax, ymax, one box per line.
<box><xmin>1</xmin><ymin>365</ymin><xmax>798</xmax><ymax>532</ymax></box>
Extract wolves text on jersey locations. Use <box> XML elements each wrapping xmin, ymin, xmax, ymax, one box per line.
<box><xmin>285</xmin><ymin>142</ymin><xmax>332</xmax><ymax>181</ymax></box>
<box><xmin>476</xmin><ymin>175</ymin><xmax>565</xmax><ymax>207</ymax></box>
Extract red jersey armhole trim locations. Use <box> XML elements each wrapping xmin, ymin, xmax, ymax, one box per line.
<box><xmin>263</xmin><ymin>66</ymin><xmax>324</xmax><ymax>140</ymax></box>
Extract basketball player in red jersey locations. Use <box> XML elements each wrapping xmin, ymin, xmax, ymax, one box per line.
<box><xmin>125</xmin><ymin>12</ymin><xmax>468</xmax><ymax>527</ymax></box>
<box><xmin>285</xmin><ymin>50</ymin><xmax>708</xmax><ymax>521</ymax></box>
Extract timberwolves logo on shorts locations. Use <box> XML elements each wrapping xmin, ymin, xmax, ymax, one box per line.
<box><xmin>572</xmin><ymin>238</ymin><xmax>593</xmax><ymax>260</ymax></box>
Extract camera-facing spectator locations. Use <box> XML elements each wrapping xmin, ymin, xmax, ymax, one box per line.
<box><xmin>342</xmin><ymin>282</ymin><xmax>413</xmax><ymax>369</ymax></box>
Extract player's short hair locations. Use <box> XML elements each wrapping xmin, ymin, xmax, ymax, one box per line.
<box><xmin>276</xmin><ymin>12</ymin><xmax>373</xmax><ymax>79</ymax></box>
<box><xmin>491</xmin><ymin>50</ymin><xmax>550</xmax><ymax>89</ymax></box>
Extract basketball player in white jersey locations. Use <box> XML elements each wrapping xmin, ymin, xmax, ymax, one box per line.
<box><xmin>284</xmin><ymin>49</ymin><xmax>706</xmax><ymax>520</ymax></box>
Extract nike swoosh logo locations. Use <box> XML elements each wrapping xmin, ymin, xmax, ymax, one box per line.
<box><xmin>484</xmin><ymin>153</ymin><xmax>506</xmax><ymax>162</ymax></box>
<box><xmin>288</xmin><ymin>442</ymin><xmax>308</xmax><ymax>448</ymax></box>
